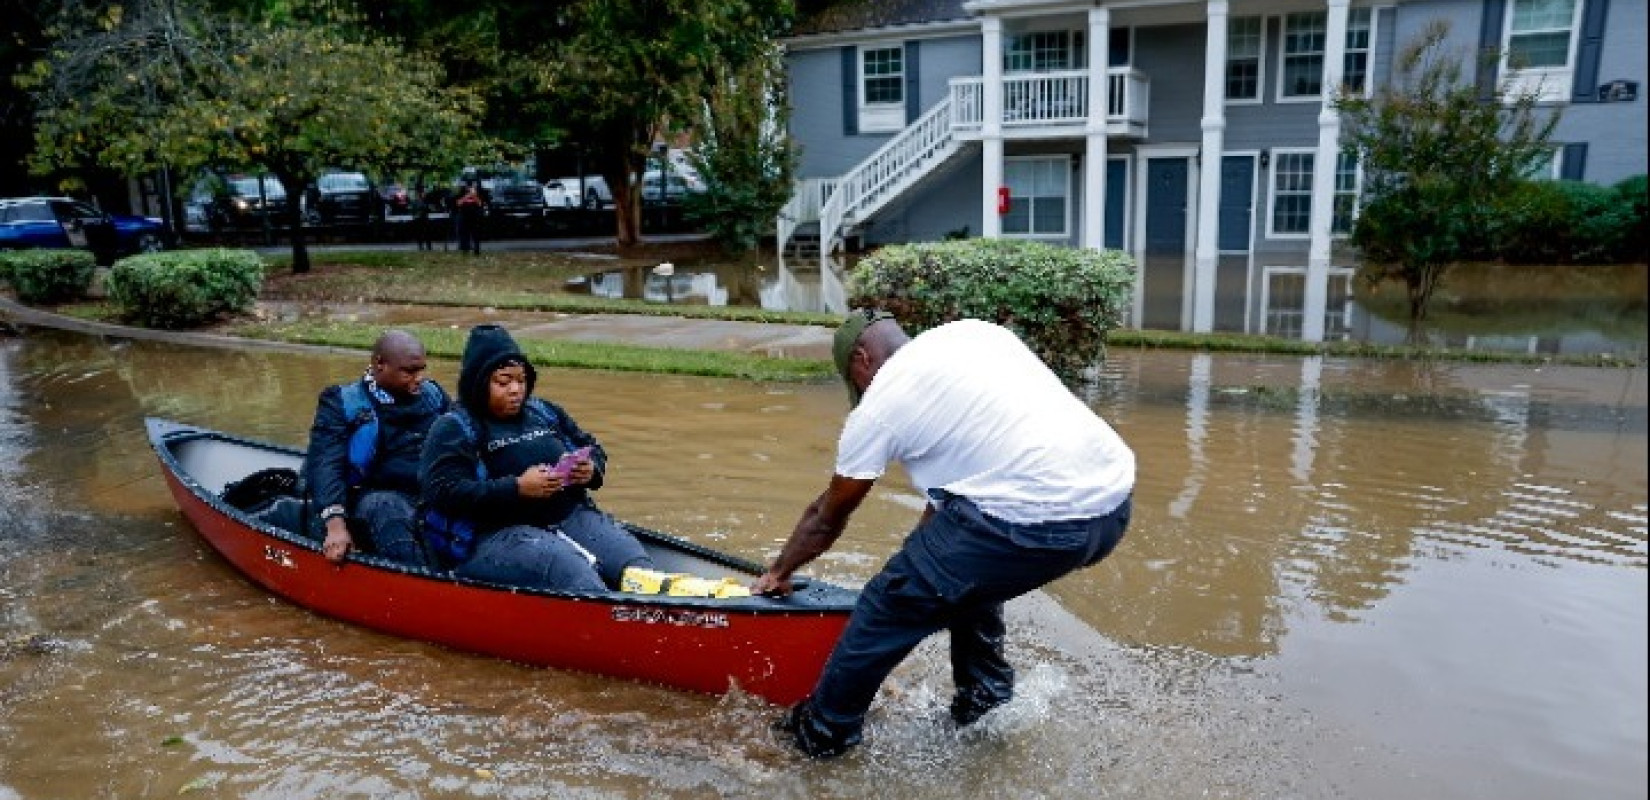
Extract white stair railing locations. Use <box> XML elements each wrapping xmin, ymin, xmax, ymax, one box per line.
<box><xmin>817</xmin><ymin>97</ymin><xmax>957</xmax><ymax>270</ymax></box>
<box><xmin>775</xmin><ymin>178</ymin><xmax>836</xmax><ymax>258</ymax></box>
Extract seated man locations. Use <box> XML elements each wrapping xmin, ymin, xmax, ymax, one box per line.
<box><xmin>261</xmin><ymin>329</ymin><xmax>450</xmax><ymax>567</ymax></box>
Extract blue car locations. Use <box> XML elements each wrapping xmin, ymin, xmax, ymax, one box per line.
<box><xmin>0</xmin><ymin>196</ymin><xmax>168</xmax><ymax>264</ymax></box>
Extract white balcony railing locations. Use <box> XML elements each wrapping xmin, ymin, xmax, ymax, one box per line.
<box><xmin>949</xmin><ymin>67</ymin><xmax>1150</xmax><ymax>133</ymax></box>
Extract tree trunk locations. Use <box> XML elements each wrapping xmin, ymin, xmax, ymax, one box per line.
<box><xmin>1405</xmin><ymin>262</ymin><xmax>1442</xmax><ymax>344</ymax></box>
<box><xmin>612</xmin><ymin>182</ymin><xmax>641</xmax><ymax>246</ymax></box>
<box><xmin>273</xmin><ymin>171</ymin><xmax>311</xmax><ymax>274</ymax></box>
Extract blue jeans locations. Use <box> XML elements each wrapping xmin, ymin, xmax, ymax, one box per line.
<box><xmin>255</xmin><ymin>490</ymin><xmax>435</xmax><ymax>569</ymax></box>
<box><xmin>788</xmin><ymin>491</ymin><xmax>1131</xmax><ymax>757</ymax></box>
<box><xmin>354</xmin><ymin>490</ymin><xmax>434</xmax><ymax>568</ymax></box>
<box><xmin>456</xmin><ymin>504</ymin><xmax>653</xmax><ymax>592</ymax></box>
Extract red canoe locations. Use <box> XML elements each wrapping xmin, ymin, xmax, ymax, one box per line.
<box><xmin>146</xmin><ymin>417</ymin><xmax>856</xmax><ymax>705</ymax></box>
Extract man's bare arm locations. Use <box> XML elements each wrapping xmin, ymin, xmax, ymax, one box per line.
<box><xmin>753</xmin><ymin>475</ymin><xmax>875</xmax><ymax>595</ymax></box>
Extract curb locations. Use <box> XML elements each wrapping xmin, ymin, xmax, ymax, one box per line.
<box><xmin>0</xmin><ymin>296</ymin><xmax>366</xmax><ymax>357</ymax></box>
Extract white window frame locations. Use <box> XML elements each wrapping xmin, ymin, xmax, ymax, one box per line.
<box><xmin>1278</xmin><ymin>11</ymin><xmax>1328</xmax><ymax>101</ymax></box>
<box><xmin>1342</xmin><ymin>8</ymin><xmax>1376</xmax><ymax>97</ymax></box>
<box><xmin>1501</xmin><ymin>0</ymin><xmax>1585</xmax><ymax>103</ymax></box>
<box><xmin>1260</xmin><ymin>265</ymin><xmax>1356</xmax><ymax>339</ymax></box>
<box><xmin>858</xmin><ymin>44</ymin><xmax>905</xmax><ymax>133</ymax></box>
<box><xmin>1225</xmin><ymin>16</ymin><xmax>1266</xmax><ymax>104</ymax></box>
<box><xmin>1002</xmin><ymin>155</ymin><xmax>1072</xmax><ymax>239</ymax></box>
<box><xmin>1266</xmin><ymin>148</ymin><xmax>1316</xmax><ymax>239</ymax></box>
<box><xmin>1332</xmin><ymin>151</ymin><xmax>1361</xmax><ymax>236</ymax></box>
<box><xmin>1527</xmin><ymin>146</ymin><xmax>1566</xmax><ymax>179</ymax></box>
<box><xmin>1004</xmin><ymin>29</ymin><xmax>1082</xmax><ymax>73</ymax></box>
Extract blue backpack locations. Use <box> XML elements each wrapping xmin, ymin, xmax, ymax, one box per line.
<box><xmin>338</xmin><ymin>380</ymin><xmax>448</xmax><ymax>488</ymax></box>
<box><xmin>421</xmin><ymin>399</ymin><xmax>576</xmax><ymax>566</ymax></box>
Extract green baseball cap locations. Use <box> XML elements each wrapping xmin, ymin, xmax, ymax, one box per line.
<box><xmin>833</xmin><ymin>308</ymin><xmax>894</xmax><ymax>406</ymax></box>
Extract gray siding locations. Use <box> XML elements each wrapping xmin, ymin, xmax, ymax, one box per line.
<box><xmin>918</xmin><ymin>37</ymin><xmax>982</xmax><ymax>118</ymax></box>
<box><xmin>1133</xmin><ymin>24</ymin><xmax>1207</xmax><ymax>144</ymax></box>
<box><xmin>863</xmin><ymin>156</ymin><xmax>983</xmax><ymax>245</ymax></box>
<box><xmin>1373</xmin><ymin>7</ymin><xmax>1398</xmax><ymax>87</ymax></box>
<box><xmin>787</xmin><ymin>34</ymin><xmax>980</xmax><ymax>178</ymax></box>
<box><xmin>1554</xmin><ymin>0</ymin><xmax>1647</xmax><ymax>184</ymax></box>
<box><xmin>1390</xmin><ymin>0</ymin><xmax>1482</xmax><ymax>82</ymax></box>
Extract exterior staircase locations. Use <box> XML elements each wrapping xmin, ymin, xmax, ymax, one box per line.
<box><xmin>777</xmin><ymin>97</ymin><xmax>964</xmax><ymax>270</ymax></box>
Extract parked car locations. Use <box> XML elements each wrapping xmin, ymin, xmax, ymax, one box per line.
<box><xmin>303</xmin><ymin>171</ymin><xmax>378</xmax><ymax>226</ymax></box>
<box><xmin>478</xmin><ymin>172</ymin><xmax>546</xmax><ymax>219</ymax></box>
<box><xmin>544</xmin><ymin>175</ymin><xmax>613</xmax><ymax>209</ymax></box>
<box><xmin>378</xmin><ymin>183</ymin><xmax>412</xmax><ymax>217</ymax></box>
<box><xmin>0</xmin><ymin>196</ymin><xmax>167</xmax><ymax>264</ymax></box>
<box><xmin>641</xmin><ymin>170</ymin><xmax>703</xmax><ymax>206</ymax></box>
<box><xmin>186</xmin><ymin>173</ymin><xmax>288</xmax><ymax>232</ymax></box>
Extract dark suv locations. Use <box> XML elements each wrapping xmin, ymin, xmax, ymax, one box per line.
<box><xmin>187</xmin><ymin>173</ymin><xmax>288</xmax><ymax>232</ymax></box>
<box><xmin>457</xmin><ymin>167</ymin><xmax>545</xmax><ymax>220</ymax></box>
<box><xmin>303</xmin><ymin>171</ymin><xmax>378</xmax><ymax>226</ymax></box>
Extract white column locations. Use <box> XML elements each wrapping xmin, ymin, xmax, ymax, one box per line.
<box><xmin>982</xmin><ymin>17</ymin><xmax>1005</xmax><ymax>238</ymax></box>
<box><xmin>1083</xmin><ymin>8</ymin><xmax>1112</xmax><ymax>250</ymax></box>
<box><xmin>1303</xmin><ymin>0</ymin><xmax>1349</xmax><ymax>342</ymax></box>
<box><xmin>1192</xmin><ymin>0</ymin><xmax>1229</xmax><ymax>333</ymax></box>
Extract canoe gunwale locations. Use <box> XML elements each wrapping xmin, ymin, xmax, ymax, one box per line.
<box><xmin>146</xmin><ymin>417</ymin><xmax>855</xmax><ymax>614</ymax></box>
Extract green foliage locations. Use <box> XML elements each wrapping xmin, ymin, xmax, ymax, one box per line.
<box><xmin>103</xmin><ymin>248</ymin><xmax>265</xmax><ymax>329</ymax></box>
<box><xmin>683</xmin><ymin>44</ymin><xmax>797</xmax><ymax>254</ymax></box>
<box><xmin>29</xmin><ymin>2</ymin><xmax>488</xmax><ymax>273</ymax></box>
<box><xmin>1613</xmin><ymin>174</ymin><xmax>1648</xmax><ymax>262</ymax></box>
<box><xmin>1494</xmin><ymin>180</ymin><xmax>1636</xmax><ymax>265</ymax></box>
<box><xmin>550</xmin><ymin>0</ymin><xmax>793</xmax><ymax>245</ymax></box>
<box><xmin>847</xmin><ymin>239</ymin><xmax>1135</xmax><ymax>381</ymax></box>
<box><xmin>0</xmin><ymin>248</ymin><xmax>97</xmax><ymax>304</ymax></box>
<box><xmin>1335</xmin><ymin>21</ymin><xmax>1560</xmax><ymax>326</ymax></box>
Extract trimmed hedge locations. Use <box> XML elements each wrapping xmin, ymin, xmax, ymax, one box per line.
<box><xmin>104</xmin><ymin>248</ymin><xmax>265</xmax><ymax>329</ymax></box>
<box><xmin>1494</xmin><ymin>179</ymin><xmax>1638</xmax><ymax>265</ymax></box>
<box><xmin>0</xmin><ymin>249</ymin><xmax>98</xmax><ymax>304</ymax></box>
<box><xmin>847</xmin><ymin>239</ymin><xmax>1135</xmax><ymax>380</ymax></box>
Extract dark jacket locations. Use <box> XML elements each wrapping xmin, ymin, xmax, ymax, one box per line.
<box><xmin>419</xmin><ymin>325</ymin><xmax>607</xmax><ymax>534</ymax></box>
<box><xmin>306</xmin><ymin>377</ymin><xmax>451</xmax><ymax>516</ymax></box>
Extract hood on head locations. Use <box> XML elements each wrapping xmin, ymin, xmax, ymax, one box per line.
<box><xmin>457</xmin><ymin>324</ymin><xmax>536</xmax><ymax>415</ymax></box>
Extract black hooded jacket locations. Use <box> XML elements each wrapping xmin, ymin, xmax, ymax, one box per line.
<box><xmin>418</xmin><ymin>325</ymin><xmax>607</xmax><ymax>534</ymax></box>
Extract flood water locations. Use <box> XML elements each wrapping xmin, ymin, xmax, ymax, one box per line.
<box><xmin>577</xmin><ymin>259</ymin><xmax>1648</xmax><ymax>361</ymax></box>
<box><xmin>0</xmin><ymin>328</ymin><xmax>1644</xmax><ymax>799</ymax></box>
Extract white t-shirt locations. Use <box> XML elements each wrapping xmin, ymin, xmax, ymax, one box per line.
<box><xmin>835</xmin><ymin>319</ymin><xmax>1135</xmax><ymax>524</ymax></box>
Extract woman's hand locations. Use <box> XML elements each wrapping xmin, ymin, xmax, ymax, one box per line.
<box><xmin>516</xmin><ymin>464</ymin><xmax>564</xmax><ymax>498</ymax></box>
<box><xmin>566</xmin><ymin>457</ymin><xmax>596</xmax><ymax>486</ymax></box>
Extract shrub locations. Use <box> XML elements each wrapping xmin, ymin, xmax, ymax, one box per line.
<box><xmin>1494</xmin><ymin>180</ymin><xmax>1629</xmax><ymax>265</ymax></box>
<box><xmin>847</xmin><ymin>239</ymin><xmax>1135</xmax><ymax>381</ymax></box>
<box><xmin>1613</xmin><ymin>174</ymin><xmax>1647</xmax><ymax>263</ymax></box>
<box><xmin>0</xmin><ymin>249</ymin><xmax>98</xmax><ymax>304</ymax></box>
<box><xmin>104</xmin><ymin>248</ymin><xmax>265</xmax><ymax>329</ymax></box>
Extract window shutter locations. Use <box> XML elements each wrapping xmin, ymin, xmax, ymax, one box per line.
<box><xmin>1477</xmin><ymin>0</ymin><xmax>1507</xmax><ymax>101</ymax></box>
<box><xmin>1561</xmin><ymin>143</ymin><xmax>1588</xmax><ymax>180</ymax></box>
<box><xmin>1572</xmin><ymin>0</ymin><xmax>1610</xmax><ymax>103</ymax></box>
<box><xmin>905</xmin><ymin>41</ymin><xmax>922</xmax><ymax>125</ymax></box>
<box><xmin>841</xmin><ymin>46</ymin><xmax>859</xmax><ymax>136</ymax></box>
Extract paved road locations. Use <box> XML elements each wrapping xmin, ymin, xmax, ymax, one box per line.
<box><xmin>251</xmin><ymin>231</ymin><xmax>712</xmax><ymax>257</ymax></box>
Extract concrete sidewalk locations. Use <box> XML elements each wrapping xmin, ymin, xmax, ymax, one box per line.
<box><xmin>2</xmin><ymin>296</ymin><xmax>836</xmax><ymax>362</ymax></box>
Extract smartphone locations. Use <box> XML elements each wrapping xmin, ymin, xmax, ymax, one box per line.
<box><xmin>547</xmin><ymin>446</ymin><xmax>593</xmax><ymax>479</ymax></box>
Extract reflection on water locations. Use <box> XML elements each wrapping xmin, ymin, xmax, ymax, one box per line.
<box><xmin>571</xmin><ymin>256</ymin><xmax>853</xmax><ymax>316</ymax></box>
<box><xmin>593</xmin><ymin>257</ymin><xmax>1648</xmax><ymax>360</ymax></box>
<box><xmin>0</xmin><ymin>328</ymin><xmax>1644</xmax><ymax>798</ymax></box>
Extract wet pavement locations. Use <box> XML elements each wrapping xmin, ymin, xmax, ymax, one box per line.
<box><xmin>0</xmin><ymin>296</ymin><xmax>837</xmax><ymax>362</ymax></box>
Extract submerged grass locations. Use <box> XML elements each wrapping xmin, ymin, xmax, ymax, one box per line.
<box><xmin>227</xmin><ymin>319</ymin><xmax>835</xmax><ymax>382</ymax></box>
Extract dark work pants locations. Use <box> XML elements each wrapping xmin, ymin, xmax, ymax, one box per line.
<box><xmin>354</xmin><ymin>490</ymin><xmax>434</xmax><ymax>568</ymax></box>
<box><xmin>456</xmin><ymin>504</ymin><xmax>653</xmax><ymax>592</ymax></box>
<box><xmin>257</xmin><ymin>490</ymin><xmax>433</xmax><ymax>569</ymax></box>
<box><xmin>795</xmin><ymin>491</ymin><xmax>1131</xmax><ymax>754</ymax></box>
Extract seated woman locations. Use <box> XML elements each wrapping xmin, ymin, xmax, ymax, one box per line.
<box><xmin>418</xmin><ymin>324</ymin><xmax>654</xmax><ymax>592</ymax></box>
